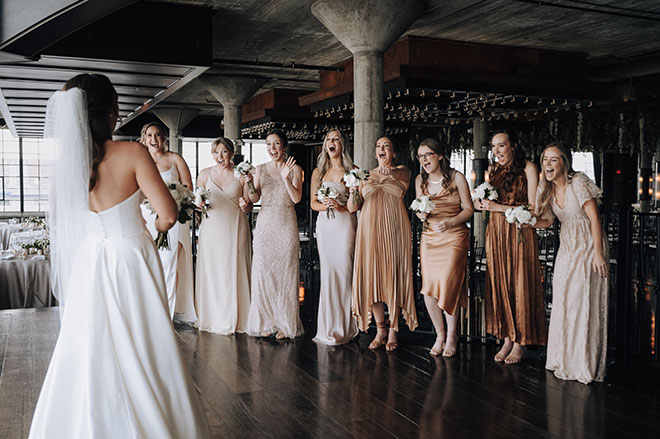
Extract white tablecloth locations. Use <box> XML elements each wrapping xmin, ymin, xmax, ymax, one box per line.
<box><xmin>0</xmin><ymin>256</ymin><xmax>55</xmax><ymax>309</ymax></box>
<box><xmin>8</xmin><ymin>229</ymin><xmax>49</xmax><ymax>250</ymax></box>
<box><xmin>0</xmin><ymin>224</ymin><xmax>23</xmax><ymax>250</ymax></box>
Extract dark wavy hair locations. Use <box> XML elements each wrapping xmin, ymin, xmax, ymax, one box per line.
<box><xmin>63</xmin><ymin>74</ymin><xmax>117</xmax><ymax>190</ymax></box>
<box><xmin>416</xmin><ymin>138</ymin><xmax>455</xmax><ymax>195</ymax></box>
<box><xmin>489</xmin><ymin>128</ymin><xmax>527</xmax><ymax>193</ymax></box>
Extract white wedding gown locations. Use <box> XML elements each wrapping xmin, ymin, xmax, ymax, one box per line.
<box><xmin>29</xmin><ymin>190</ymin><xmax>209</xmax><ymax>438</ymax></box>
<box><xmin>141</xmin><ymin>165</ymin><xmax>197</xmax><ymax>322</ymax></box>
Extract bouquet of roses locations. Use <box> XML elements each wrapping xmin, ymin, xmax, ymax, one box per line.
<box><xmin>193</xmin><ymin>187</ymin><xmax>211</xmax><ymax>218</ymax></box>
<box><xmin>409</xmin><ymin>195</ymin><xmax>436</xmax><ymax>231</ymax></box>
<box><xmin>471</xmin><ymin>182</ymin><xmax>498</xmax><ymax>202</ymax></box>
<box><xmin>343</xmin><ymin>168</ymin><xmax>370</xmax><ymax>203</ymax></box>
<box><xmin>505</xmin><ymin>204</ymin><xmax>537</xmax><ymax>243</ymax></box>
<box><xmin>316</xmin><ymin>185</ymin><xmax>339</xmax><ymax>219</ymax></box>
<box><xmin>234</xmin><ymin>161</ymin><xmax>256</xmax><ymax>194</ymax></box>
<box><xmin>144</xmin><ymin>182</ymin><xmax>195</xmax><ymax>250</ymax></box>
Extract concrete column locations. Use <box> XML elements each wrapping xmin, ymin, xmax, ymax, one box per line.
<box><xmin>152</xmin><ymin>107</ymin><xmax>199</xmax><ymax>154</ymax></box>
<box><xmin>311</xmin><ymin>0</ymin><xmax>425</xmax><ymax>169</ymax></box>
<box><xmin>472</xmin><ymin>119</ymin><xmax>489</xmax><ymax>247</ymax></box>
<box><xmin>203</xmin><ymin>77</ymin><xmax>266</xmax><ymax>154</ymax></box>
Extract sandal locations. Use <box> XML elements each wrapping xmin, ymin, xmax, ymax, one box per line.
<box><xmin>442</xmin><ymin>332</ymin><xmax>458</xmax><ymax>358</ymax></box>
<box><xmin>369</xmin><ymin>321</ymin><xmax>388</xmax><ymax>350</ymax></box>
<box><xmin>385</xmin><ymin>329</ymin><xmax>398</xmax><ymax>352</ymax></box>
<box><xmin>430</xmin><ymin>333</ymin><xmax>446</xmax><ymax>357</ymax></box>
<box><xmin>275</xmin><ymin>331</ymin><xmax>287</xmax><ymax>340</ymax></box>
<box><xmin>504</xmin><ymin>345</ymin><xmax>526</xmax><ymax>364</ymax></box>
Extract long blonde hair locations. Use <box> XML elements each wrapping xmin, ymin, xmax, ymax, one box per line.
<box><xmin>417</xmin><ymin>138</ymin><xmax>455</xmax><ymax>195</ymax></box>
<box><xmin>316</xmin><ymin>128</ymin><xmax>354</xmax><ymax>182</ymax></box>
<box><xmin>140</xmin><ymin>121</ymin><xmax>169</xmax><ymax>151</ymax></box>
<box><xmin>536</xmin><ymin>142</ymin><xmax>576</xmax><ymax>217</ymax></box>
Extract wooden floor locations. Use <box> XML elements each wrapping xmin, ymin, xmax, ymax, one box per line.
<box><xmin>1</xmin><ymin>308</ymin><xmax>660</xmax><ymax>439</ymax></box>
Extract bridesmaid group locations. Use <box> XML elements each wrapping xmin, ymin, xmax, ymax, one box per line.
<box><xmin>143</xmin><ymin>122</ymin><xmax>609</xmax><ymax>385</ymax></box>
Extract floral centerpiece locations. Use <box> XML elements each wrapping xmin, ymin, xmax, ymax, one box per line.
<box><xmin>144</xmin><ymin>182</ymin><xmax>195</xmax><ymax>250</ymax></box>
<box><xmin>505</xmin><ymin>204</ymin><xmax>537</xmax><ymax>243</ymax></box>
<box><xmin>234</xmin><ymin>161</ymin><xmax>256</xmax><ymax>194</ymax></box>
<box><xmin>409</xmin><ymin>195</ymin><xmax>436</xmax><ymax>231</ymax></box>
<box><xmin>316</xmin><ymin>185</ymin><xmax>339</xmax><ymax>219</ymax></box>
<box><xmin>342</xmin><ymin>168</ymin><xmax>370</xmax><ymax>203</ymax></box>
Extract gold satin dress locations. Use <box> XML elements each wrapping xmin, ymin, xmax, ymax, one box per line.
<box><xmin>485</xmin><ymin>166</ymin><xmax>547</xmax><ymax>345</ymax></box>
<box><xmin>420</xmin><ymin>182</ymin><xmax>469</xmax><ymax>315</ymax></box>
<box><xmin>352</xmin><ymin>173</ymin><xmax>418</xmax><ymax>332</ymax></box>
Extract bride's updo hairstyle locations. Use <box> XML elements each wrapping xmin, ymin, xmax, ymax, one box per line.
<box><xmin>63</xmin><ymin>74</ymin><xmax>118</xmax><ymax>190</ymax></box>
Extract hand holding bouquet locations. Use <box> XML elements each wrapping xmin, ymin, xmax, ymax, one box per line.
<box><xmin>409</xmin><ymin>195</ymin><xmax>436</xmax><ymax>231</ymax></box>
<box><xmin>194</xmin><ymin>187</ymin><xmax>211</xmax><ymax>218</ymax></box>
<box><xmin>234</xmin><ymin>161</ymin><xmax>256</xmax><ymax>194</ymax></box>
<box><xmin>316</xmin><ymin>185</ymin><xmax>339</xmax><ymax>219</ymax></box>
<box><xmin>505</xmin><ymin>204</ymin><xmax>537</xmax><ymax>243</ymax></box>
<box><xmin>144</xmin><ymin>182</ymin><xmax>195</xmax><ymax>250</ymax></box>
<box><xmin>471</xmin><ymin>182</ymin><xmax>498</xmax><ymax>202</ymax></box>
<box><xmin>343</xmin><ymin>168</ymin><xmax>370</xmax><ymax>204</ymax></box>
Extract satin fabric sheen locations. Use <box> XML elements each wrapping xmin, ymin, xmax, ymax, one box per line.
<box><xmin>29</xmin><ymin>190</ymin><xmax>209</xmax><ymax>438</ymax></box>
<box><xmin>195</xmin><ymin>177</ymin><xmax>251</xmax><ymax>334</ymax></box>
<box><xmin>485</xmin><ymin>166</ymin><xmax>547</xmax><ymax>345</ymax></box>
<box><xmin>420</xmin><ymin>182</ymin><xmax>469</xmax><ymax>315</ymax></box>
<box><xmin>352</xmin><ymin>173</ymin><xmax>417</xmax><ymax>332</ymax></box>
<box><xmin>314</xmin><ymin>182</ymin><xmax>359</xmax><ymax>345</ymax></box>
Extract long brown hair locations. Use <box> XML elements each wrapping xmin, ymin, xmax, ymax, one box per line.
<box><xmin>536</xmin><ymin>142</ymin><xmax>576</xmax><ymax>217</ymax></box>
<box><xmin>63</xmin><ymin>74</ymin><xmax>117</xmax><ymax>190</ymax></box>
<box><xmin>416</xmin><ymin>138</ymin><xmax>455</xmax><ymax>195</ymax></box>
<box><xmin>316</xmin><ymin>128</ymin><xmax>354</xmax><ymax>182</ymax></box>
<box><xmin>489</xmin><ymin>128</ymin><xmax>527</xmax><ymax>194</ymax></box>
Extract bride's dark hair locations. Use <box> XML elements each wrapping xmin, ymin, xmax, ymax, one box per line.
<box><xmin>63</xmin><ymin>74</ymin><xmax>118</xmax><ymax>190</ymax></box>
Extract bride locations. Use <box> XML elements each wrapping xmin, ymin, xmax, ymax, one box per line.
<box><xmin>29</xmin><ymin>74</ymin><xmax>209</xmax><ymax>438</ymax></box>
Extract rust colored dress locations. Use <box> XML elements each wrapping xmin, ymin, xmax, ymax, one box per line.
<box><xmin>420</xmin><ymin>178</ymin><xmax>469</xmax><ymax>315</ymax></box>
<box><xmin>352</xmin><ymin>172</ymin><xmax>417</xmax><ymax>332</ymax></box>
<box><xmin>485</xmin><ymin>166</ymin><xmax>547</xmax><ymax>345</ymax></box>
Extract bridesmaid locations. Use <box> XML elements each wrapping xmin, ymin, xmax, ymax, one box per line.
<box><xmin>414</xmin><ymin>138</ymin><xmax>473</xmax><ymax>357</ymax></box>
<box><xmin>245</xmin><ymin>129</ymin><xmax>304</xmax><ymax>339</ymax></box>
<box><xmin>140</xmin><ymin>122</ymin><xmax>196</xmax><ymax>322</ymax></box>
<box><xmin>195</xmin><ymin>138</ymin><xmax>252</xmax><ymax>335</ymax></box>
<box><xmin>310</xmin><ymin>128</ymin><xmax>359</xmax><ymax>345</ymax></box>
<box><xmin>534</xmin><ymin>143</ymin><xmax>608</xmax><ymax>384</ymax></box>
<box><xmin>349</xmin><ymin>135</ymin><xmax>417</xmax><ymax>351</ymax></box>
<box><xmin>474</xmin><ymin>129</ymin><xmax>547</xmax><ymax>364</ymax></box>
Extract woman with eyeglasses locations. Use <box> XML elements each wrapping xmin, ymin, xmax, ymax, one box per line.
<box><xmin>348</xmin><ymin>135</ymin><xmax>417</xmax><ymax>351</ymax></box>
<box><xmin>414</xmin><ymin>138</ymin><xmax>473</xmax><ymax>357</ymax></box>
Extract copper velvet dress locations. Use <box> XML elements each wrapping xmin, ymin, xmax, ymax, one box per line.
<box><xmin>420</xmin><ymin>177</ymin><xmax>469</xmax><ymax>315</ymax></box>
<box><xmin>352</xmin><ymin>172</ymin><xmax>417</xmax><ymax>332</ymax></box>
<box><xmin>485</xmin><ymin>165</ymin><xmax>547</xmax><ymax>345</ymax></box>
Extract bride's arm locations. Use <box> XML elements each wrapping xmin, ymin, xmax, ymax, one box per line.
<box><xmin>134</xmin><ymin>144</ymin><xmax>177</xmax><ymax>231</ymax></box>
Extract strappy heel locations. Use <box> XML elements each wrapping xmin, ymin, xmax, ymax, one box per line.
<box><xmin>369</xmin><ymin>321</ymin><xmax>388</xmax><ymax>350</ymax></box>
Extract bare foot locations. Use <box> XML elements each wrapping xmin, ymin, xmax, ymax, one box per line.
<box><xmin>275</xmin><ymin>331</ymin><xmax>287</xmax><ymax>340</ymax></box>
<box><xmin>386</xmin><ymin>328</ymin><xmax>398</xmax><ymax>352</ymax></box>
<box><xmin>430</xmin><ymin>332</ymin><xmax>446</xmax><ymax>356</ymax></box>
<box><xmin>505</xmin><ymin>344</ymin><xmax>525</xmax><ymax>364</ymax></box>
<box><xmin>494</xmin><ymin>338</ymin><xmax>513</xmax><ymax>363</ymax></box>
<box><xmin>442</xmin><ymin>332</ymin><xmax>458</xmax><ymax>358</ymax></box>
<box><xmin>369</xmin><ymin>325</ymin><xmax>388</xmax><ymax>350</ymax></box>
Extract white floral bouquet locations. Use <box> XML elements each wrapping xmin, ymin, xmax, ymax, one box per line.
<box><xmin>316</xmin><ymin>185</ymin><xmax>339</xmax><ymax>219</ymax></box>
<box><xmin>343</xmin><ymin>168</ymin><xmax>370</xmax><ymax>203</ymax></box>
<box><xmin>505</xmin><ymin>204</ymin><xmax>537</xmax><ymax>243</ymax></box>
<box><xmin>193</xmin><ymin>187</ymin><xmax>211</xmax><ymax>218</ymax></box>
<box><xmin>144</xmin><ymin>182</ymin><xmax>195</xmax><ymax>250</ymax></box>
<box><xmin>471</xmin><ymin>182</ymin><xmax>498</xmax><ymax>202</ymax></box>
<box><xmin>409</xmin><ymin>195</ymin><xmax>436</xmax><ymax>231</ymax></box>
<box><xmin>234</xmin><ymin>161</ymin><xmax>256</xmax><ymax>194</ymax></box>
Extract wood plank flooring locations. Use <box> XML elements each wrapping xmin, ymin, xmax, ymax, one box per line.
<box><xmin>1</xmin><ymin>307</ymin><xmax>659</xmax><ymax>439</ymax></box>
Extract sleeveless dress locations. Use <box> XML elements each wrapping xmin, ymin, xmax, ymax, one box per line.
<box><xmin>313</xmin><ymin>181</ymin><xmax>359</xmax><ymax>345</ymax></box>
<box><xmin>246</xmin><ymin>165</ymin><xmax>303</xmax><ymax>338</ymax></box>
<box><xmin>29</xmin><ymin>190</ymin><xmax>209</xmax><ymax>438</ymax></box>
<box><xmin>485</xmin><ymin>166</ymin><xmax>547</xmax><ymax>345</ymax></box>
<box><xmin>141</xmin><ymin>165</ymin><xmax>197</xmax><ymax>322</ymax></box>
<box><xmin>353</xmin><ymin>172</ymin><xmax>417</xmax><ymax>332</ymax></box>
<box><xmin>195</xmin><ymin>176</ymin><xmax>251</xmax><ymax>334</ymax></box>
<box><xmin>537</xmin><ymin>172</ymin><xmax>608</xmax><ymax>384</ymax></box>
<box><xmin>420</xmin><ymin>179</ymin><xmax>469</xmax><ymax>315</ymax></box>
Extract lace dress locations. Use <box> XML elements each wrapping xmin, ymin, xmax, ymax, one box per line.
<box><xmin>537</xmin><ymin>172</ymin><xmax>608</xmax><ymax>384</ymax></box>
<box><xmin>314</xmin><ymin>182</ymin><xmax>358</xmax><ymax>345</ymax></box>
<box><xmin>246</xmin><ymin>166</ymin><xmax>303</xmax><ymax>338</ymax></box>
<box><xmin>195</xmin><ymin>177</ymin><xmax>251</xmax><ymax>334</ymax></box>
<box><xmin>485</xmin><ymin>165</ymin><xmax>547</xmax><ymax>345</ymax></box>
<box><xmin>353</xmin><ymin>172</ymin><xmax>417</xmax><ymax>332</ymax></box>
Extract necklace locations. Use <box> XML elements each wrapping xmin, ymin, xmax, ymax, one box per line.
<box><xmin>429</xmin><ymin>176</ymin><xmax>443</xmax><ymax>184</ymax></box>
